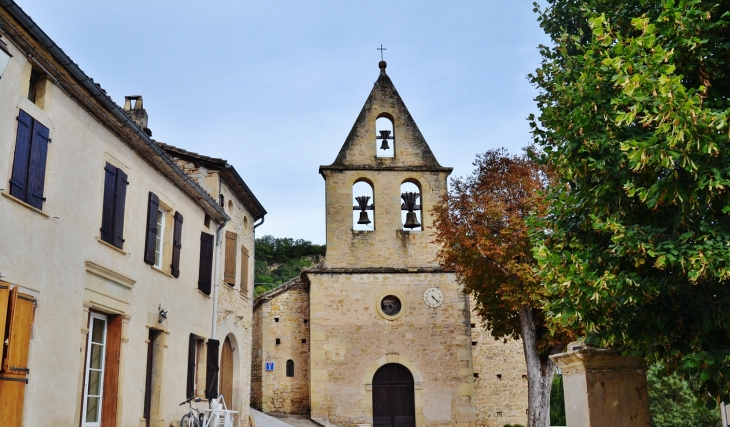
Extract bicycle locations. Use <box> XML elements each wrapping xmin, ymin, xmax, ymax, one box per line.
<box><xmin>180</xmin><ymin>396</ymin><xmax>205</xmax><ymax>427</ymax></box>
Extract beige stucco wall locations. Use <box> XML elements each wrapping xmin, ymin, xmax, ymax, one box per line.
<box><xmin>251</xmin><ymin>284</ymin><xmax>310</xmax><ymax>414</ymax></box>
<box><xmin>0</xmin><ymin>33</ymin><xmax>240</xmax><ymax>427</ymax></box>
<box><xmin>469</xmin><ymin>304</ymin><xmax>528</xmax><ymax>427</ymax></box>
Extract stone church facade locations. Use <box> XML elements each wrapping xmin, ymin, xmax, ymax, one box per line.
<box><xmin>252</xmin><ymin>62</ymin><xmax>528</xmax><ymax>427</ymax></box>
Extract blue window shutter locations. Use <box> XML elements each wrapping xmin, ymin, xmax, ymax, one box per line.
<box><xmin>26</xmin><ymin>119</ymin><xmax>50</xmax><ymax>210</ymax></box>
<box><xmin>112</xmin><ymin>168</ymin><xmax>128</xmax><ymax>249</ymax></box>
<box><xmin>9</xmin><ymin>110</ymin><xmax>33</xmax><ymax>202</ymax></box>
<box><xmin>100</xmin><ymin>163</ymin><xmax>118</xmax><ymax>244</ymax></box>
<box><xmin>143</xmin><ymin>192</ymin><xmax>160</xmax><ymax>265</ymax></box>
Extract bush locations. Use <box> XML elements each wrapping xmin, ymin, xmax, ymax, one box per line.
<box><xmin>550</xmin><ymin>374</ymin><xmax>566</xmax><ymax>426</ymax></box>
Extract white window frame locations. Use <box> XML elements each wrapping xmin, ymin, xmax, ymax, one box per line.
<box><xmin>81</xmin><ymin>313</ymin><xmax>108</xmax><ymax>427</ymax></box>
<box><xmin>154</xmin><ymin>208</ymin><xmax>166</xmax><ymax>268</ymax></box>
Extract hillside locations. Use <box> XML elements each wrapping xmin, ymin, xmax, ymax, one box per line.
<box><xmin>254</xmin><ymin>235</ymin><xmax>326</xmax><ymax>297</ymax></box>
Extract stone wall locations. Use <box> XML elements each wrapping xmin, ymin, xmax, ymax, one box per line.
<box><xmin>252</xmin><ymin>281</ymin><xmax>310</xmax><ymax>414</ymax></box>
<box><xmin>308</xmin><ymin>272</ymin><xmax>476</xmax><ymax>427</ymax></box>
<box><xmin>469</xmin><ymin>301</ymin><xmax>528</xmax><ymax>427</ymax></box>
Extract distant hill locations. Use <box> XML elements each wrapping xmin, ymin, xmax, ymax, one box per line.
<box><xmin>254</xmin><ymin>235</ymin><xmax>325</xmax><ymax>297</ymax></box>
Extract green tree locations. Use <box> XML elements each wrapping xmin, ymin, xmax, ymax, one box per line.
<box><xmin>254</xmin><ymin>235</ymin><xmax>326</xmax><ymax>294</ymax></box>
<box><xmin>647</xmin><ymin>364</ymin><xmax>721</xmax><ymax>427</ymax></box>
<box><xmin>550</xmin><ymin>375</ymin><xmax>566</xmax><ymax>426</ymax></box>
<box><xmin>529</xmin><ymin>0</ymin><xmax>730</xmax><ymax>400</ymax></box>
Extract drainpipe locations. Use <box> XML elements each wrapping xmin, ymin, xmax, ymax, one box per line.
<box><xmin>211</xmin><ymin>217</ymin><xmax>228</xmax><ymax>340</ymax></box>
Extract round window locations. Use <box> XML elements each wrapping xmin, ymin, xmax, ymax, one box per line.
<box><xmin>380</xmin><ymin>295</ymin><xmax>401</xmax><ymax>316</ymax></box>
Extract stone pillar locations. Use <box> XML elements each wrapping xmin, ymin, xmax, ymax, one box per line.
<box><xmin>550</xmin><ymin>348</ymin><xmax>651</xmax><ymax>427</ymax></box>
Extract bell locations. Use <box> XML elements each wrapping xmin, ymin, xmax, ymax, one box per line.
<box><xmin>378</xmin><ymin>130</ymin><xmax>391</xmax><ymax>150</ymax></box>
<box><xmin>357</xmin><ymin>211</ymin><xmax>371</xmax><ymax>225</ymax></box>
<box><xmin>404</xmin><ymin>212</ymin><xmax>420</xmax><ymax>229</ymax></box>
<box><xmin>380</xmin><ymin>139</ymin><xmax>390</xmax><ymax>150</ymax></box>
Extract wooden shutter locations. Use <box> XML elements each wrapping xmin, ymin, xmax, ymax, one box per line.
<box><xmin>0</xmin><ymin>283</ymin><xmax>9</xmax><ymax>351</ymax></box>
<box><xmin>240</xmin><ymin>246</ymin><xmax>250</xmax><ymax>294</ymax></box>
<box><xmin>187</xmin><ymin>335</ymin><xmax>197</xmax><ymax>398</ymax></box>
<box><xmin>224</xmin><ymin>231</ymin><xmax>237</xmax><ymax>285</ymax></box>
<box><xmin>2</xmin><ymin>287</ymin><xmax>34</xmax><ymax>376</ymax></box>
<box><xmin>100</xmin><ymin>163</ymin><xmax>118</xmax><ymax>244</ymax></box>
<box><xmin>205</xmin><ymin>339</ymin><xmax>220</xmax><ymax>399</ymax></box>
<box><xmin>143</xmin><ymin>192</ymin><xmax>160</xmax><ymax>265</ymax></box>
<box><xmin>101</xmin><ymin>315</ymin><xmax>122</xmax><ymax>427</ymax></box>
<box><xmin>26</xmin><ymin>119</ymin><xmax>50</xmax><ymax>210</ymax></box>
<box><xmin>198</xmin><ymin>232</ymin><xmax>214</xmax><ymax>295</ymax></box>
<box><xmin>8</xmin><ymin>110</ymin><xmax>33</xmax><ymax>201</ymax></box>
<box><xmin>112</xmin><ymin>169</ymin><xmax>128</xmax><ymax>249</ymax></box>
<box><xmin>171</xmin><ymin>212</ymin><xmax>184</xmax><ymax>278</ymax></box>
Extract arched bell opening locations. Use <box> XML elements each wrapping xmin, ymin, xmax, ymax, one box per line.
<box><xmin>400</xmin><ymin>181</ymin><xmax>422</xmax><ymax>230</ymax></box>
<box><xmin>375</xmin><ymin>115</ymin><xmax>394</xmax><ymax>158</ymax></box>
<box><xmin>353</xmin><ymin>180</ymin><xmax>375</xmax><ymax>231</ymax></box>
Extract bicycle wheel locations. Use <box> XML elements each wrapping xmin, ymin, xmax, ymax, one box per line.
<box><xmin>181</xmin><ymin>413</ymin><xmax>199</xmax><ymax>427</ymax></box>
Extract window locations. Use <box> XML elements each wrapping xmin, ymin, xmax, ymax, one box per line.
<box><xmin>100</xmin><ymin>163</ymin><xmax>128</xmax><ymax>249</ymax></box>
<box><xmin>286</xmin><ymin>360</ymin><xmax>294</xmax><ymax>377</ymax></box>
<box><xmin>82</xmin><ymin>313</ymin><xmax>107</xmax><ymax>427</ymax></box>
<box><xmin>9</xmin><ymin>109</ymin><xmax>50</xmax><ymax>210</ymax></box>
<box><xmin>27</xmin><ymin>69</ymin><xmax>41</xmax><ymax>103</ymax></box>
<box><xmin>154</xmin><ymin>208</ymin><xmax>165</xmax><ymax>268</ymax></box>
<box><xmin>198</xmin><ymin>232</ymin><xmax>214</xmax><ymax>295</ymax></box>
<box><xmin>240</xmin><ymin>246</ymin><xmax>250</xmax><ymax>295</ymax></box>
<box><xmin>144</xmin><ymin>192</ymin><xmax>182</xmax><ymax>275</ymax></box>
<box><xmin>224</xmin><ymin>231</ymin><xmax>237</xmax><ymax>285</ymax></box>
<box><xmin>187</xmin><ymin>334</ymin><xmax>205</xmax><ymax>398</ymax></box>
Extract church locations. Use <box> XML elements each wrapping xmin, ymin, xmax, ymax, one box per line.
<box><xmin>252</xmin><ymin>61</ymin><xmax>528</xmax><ymax>427</ymax></box>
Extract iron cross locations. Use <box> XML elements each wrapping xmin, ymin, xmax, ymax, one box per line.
<box><xmin>377</xmin><ymin>45</ymin><xmax>387</xmax><ymax>61</ymax></box>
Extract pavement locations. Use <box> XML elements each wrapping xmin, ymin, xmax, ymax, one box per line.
<box><xmin>249</xmin><ymin>408</ymin><xmax>322</xmax><ymax>427</ymax></box>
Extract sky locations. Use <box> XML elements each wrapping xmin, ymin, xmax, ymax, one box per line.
<box><xmin>15</xmin><ymin>0</ymin><xmax>551</xmax><ymax>244</ymax></box>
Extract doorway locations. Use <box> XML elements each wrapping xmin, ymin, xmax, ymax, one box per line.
<box><xmin>143</xmin><ymin>329</ymin><xmax>162</xmax><ymax>424</ymax></box>
<box><xmin>220</xmin><ymin>337</ymin><xmax>234</xmax><ymax>407</ymax></box>
<box><xmin>372</xmin><ymin>363</ymin><xmax>415</xmax><ymax>427</ymax></box>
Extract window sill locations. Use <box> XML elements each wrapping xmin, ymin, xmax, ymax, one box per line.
<box><xmin>197</xmin><ymin>289</ymin><xmax>211</xmax><ymax>298</ymax></box>
<box><xmin>151</xmin><ymin>265</ymin><xmax>173</xmax><ymax>278</ymax></box>
<box><xmin>96</xmin><ymin>237</ymin><xmax>128</xmax><ymax>255</ymax></box>
<box><xmin>2</xmin><ymin>191</ymin><xmax>50</xmax><ymax>218</ymax></box>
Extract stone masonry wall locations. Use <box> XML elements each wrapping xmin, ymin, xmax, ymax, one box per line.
<box><xmin>252</xmin><ymin>284</ymin><xmax>310</xmax><ymax>414</ymax></box>
<box><xmin>308</xmin><ymin>272</ymin><xmax>476</xmax><ymax>427</ymax></box>
<box><xmin>469</xmin><ymin>298</ymin><xmax>528</xmax><ymax>427</ymax></box>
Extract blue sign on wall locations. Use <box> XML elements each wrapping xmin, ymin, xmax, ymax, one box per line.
<box><xmin>265</xmin><ymin>362</ymin><xmax>274</xmax><ymax>371</ymax></box>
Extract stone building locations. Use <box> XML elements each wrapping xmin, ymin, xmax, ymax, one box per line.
<box><xmin>252</xmin><ymin>61</ymin><xmax>528</xmax><ymax>427</ymax></box>
<box><xmin>0</xmin><ymin>2</ymin><xmax>264</xmax><ymax>426</ymax></box>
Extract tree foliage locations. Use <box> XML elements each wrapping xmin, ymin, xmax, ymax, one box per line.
<box><xmin>254</xmin><ymin>235</ymin><xmax>325</xmax><ymax>296</ymax></box>
<box><xmin>647</xmin><ymin>364</ymin><xmax>721</xmax><ymax>427</ymax></box>
<box><xmin>433</xmin><ymin>149</ymin><xmax>573</xmax><ymax>427</ymax></box>
<box><xmin>529</xmin><ymin>0</ymin><xmax>730</xmax><ymax>399</ymax></box>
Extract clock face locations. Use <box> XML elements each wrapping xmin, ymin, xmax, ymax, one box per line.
<box><xmin>424</xmin><ymin>288</ymin><xmax>444</xmax><ymax>308</ymax></box>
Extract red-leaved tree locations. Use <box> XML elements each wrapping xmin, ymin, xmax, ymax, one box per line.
<box><xmin>432</xmin><ymin>149</ymin><xmax>572</xmax><ymax>427</ymax></box>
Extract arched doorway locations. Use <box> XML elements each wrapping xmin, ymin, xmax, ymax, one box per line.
<box><xmin>372</xmin><ymin>363</ymin><xmax>415</xmax><ymax>427</ymax></box>
<box><xmin>220</xmin><ymin>337</ymin><xmax>233</xmax><ymax>407</ymax></box>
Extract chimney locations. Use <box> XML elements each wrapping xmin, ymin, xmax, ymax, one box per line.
<box><xmin>123</xmin><ymin>95</ymin><xmax>151</xmax><ymax>136</ymax></box>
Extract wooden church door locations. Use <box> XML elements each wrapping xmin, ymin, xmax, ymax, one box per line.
<box><xmin>372</xmin><ymin>363</ymin><xmax>415</xmax><ymax>427</ymax></box>
<box><xmin>220</xmin><ymin>337</ymin><xmax>233</xmax><ymax>407</ymax></box>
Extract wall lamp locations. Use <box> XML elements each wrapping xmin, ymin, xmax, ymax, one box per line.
<box><xmin>0</xmin><ymin>24</ymin><xmax>12</xmax><ymax>79</ymax></box>
<box><xmin>158</xmin><ymin>305</ymin><xmax>168</xmax><ymax>323</ymax></box>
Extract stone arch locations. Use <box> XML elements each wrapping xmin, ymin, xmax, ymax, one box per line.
<box><xmin>221</xmin><ymin>332</ymin><xmax>241</xmax><ymax>413</ymax></box>
<box><xmin>353</xmin><ymin>178</ymin><xmax>375</xmax><ymax>231</ymax></box>
<box><xmin>400</xmin><ymin>179</ymin><xmax>422</xmax><ymax>230</ymax></box>
<box><xmin>375</xmin><ymin>113</ymin><xmax>395</xmax><ymax>158</ymax></box>
<box><xmin>363</xmin><ymin>354</ymin><xmax>425</xmax><ymax>427</ymax></box>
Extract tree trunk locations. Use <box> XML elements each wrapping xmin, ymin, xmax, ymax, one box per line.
<box><xmin>519</xmin><ymin>305</ymin><xmax>558</xmax><ymax>427</ymax></box>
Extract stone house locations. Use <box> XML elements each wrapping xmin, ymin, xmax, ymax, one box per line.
<box><xmin>0</xmin><ymin>2</ymin><xmax>264</xmax><ymax>426</ymax></box>
<box><xmin>251</xmin><ymin>61</ymin><xmax>528</xmax><ymax>427</ymax></box>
